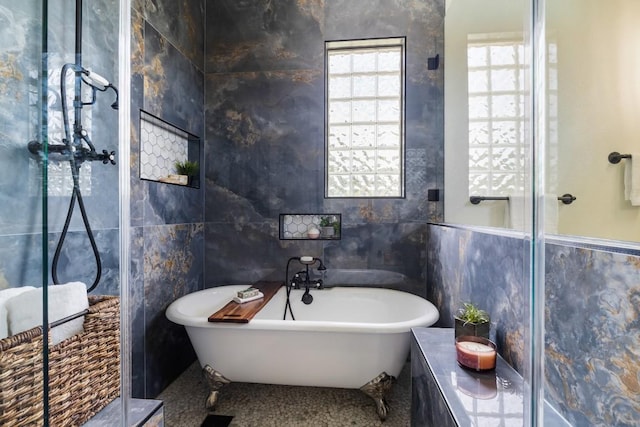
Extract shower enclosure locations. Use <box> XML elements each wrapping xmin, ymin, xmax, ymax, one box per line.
<box><xmin>0</xmin><ymin>0</ymin><xmax>130</xmax><ymax>424</ymax></box>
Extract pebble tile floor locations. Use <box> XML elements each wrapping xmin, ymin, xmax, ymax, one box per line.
<box><xmin>157</xmin><ymin>361</ymin><xmax>411</xmax><ymax>427</ymax></box>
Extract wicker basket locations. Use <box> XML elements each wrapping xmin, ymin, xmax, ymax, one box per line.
<box><xmin>0</xmin><ymin>295</ymin><xmax>120</xmax><ymax>427</ymax></box>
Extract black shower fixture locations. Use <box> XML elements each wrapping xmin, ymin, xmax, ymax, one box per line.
<box><xmin>27</xmin><ymin>0</ymin><xmax>119</xmax><ymax>293</ymax></box>
<box><xmin>428</xmin><ymin>54</ymin><xmax>440</xmax><ymax>70</ymax></box>
<box><xmin>80</xmin><ymin>67</ymin><xmax>119</xmax><ymax>110</ymax></box>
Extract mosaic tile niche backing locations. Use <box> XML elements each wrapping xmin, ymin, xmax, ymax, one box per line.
<box><xmin>140</xmin><ymin>110</ymin><xmax>200</xmax><ymax>186</ymax></box>
<box><xmin>280</xmin><ymin>214</ymin><xmax>341</xmax><ymax>240</ymax></box>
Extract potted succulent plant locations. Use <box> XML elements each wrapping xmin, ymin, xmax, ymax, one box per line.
<box><xmin>174</xmin><ymin>160</ymin><xmax>199</xmax><ymax>185</ymax></box>
<box><xmin>319</xmin><ymin>216</ymin><xmax>339</xmax><ymax>238</ymax></box>
<box><xmin>455</xmin><ymin>302</ymin><xmax>490</xmax><ymax>339</ymax></box>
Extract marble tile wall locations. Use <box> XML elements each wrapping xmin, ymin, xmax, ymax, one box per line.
<box><xmin>427</xmin><ymin>223</ymin><xmax>640</xmax><ymax>426</ymax></box>
<box><xmin>130</xmin><ymin>0</ymin><xmax>205</xmax><ymax>398</ymax></box>
<box><xmin>0</xmin><ymin>2</ymin><xmax>120</xmax><ymax>292</ymax></box>
<box><xmin>4</xmin><ymin>3</ymin><xmax>637</xmax><ymax>424</ymax></box>
<box><xmin>426</xmin><ymin>224</ymin><xmax>529</xmax><ymax>373</ymax></box>
<box><xmin>203</xmin><ymin>0</ymin><xmax>445</xmax><ymax>289</ymax></box>
<box><xmin>544</xmin><ymin>243</ymin><xmax>640</xmax><ymax>427</ymax></box>
<box><xmin>132</xmin><ymin>0</ymin><xmax>445</xmax><ymax>400</ymax></box>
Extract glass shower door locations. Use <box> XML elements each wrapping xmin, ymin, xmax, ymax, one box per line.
<box><xmin>0</xmin><ymin>0</ymin><xmax>127</xmax><ymax>425</ymax></box>
<box><xmin>0</xmin><ymin>0</ymin><xmax>49</xmax><ymax>424</ymax></box>
<box><xmin>43</xmin><ymin>0</ymin><xmax>124</xmax><ymax>425</ymax></box>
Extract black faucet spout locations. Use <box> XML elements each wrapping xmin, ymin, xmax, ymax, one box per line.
<box><xmin>302</xmin><ymin>288</ymin><xmax>313</xmax><ymax>305</ymax></box>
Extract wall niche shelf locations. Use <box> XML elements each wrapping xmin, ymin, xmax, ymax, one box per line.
<box><xmin>279</xmin><ymin>214</ymin><xmax>342</xmax><ymax>240</ymax></box>
<box><xmin>139</xmin><ymin>110</ymin><xmax>201</xmax><ymax>189</ymax></box>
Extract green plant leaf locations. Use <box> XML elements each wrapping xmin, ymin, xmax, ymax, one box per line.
<box><xmin>175</xmin><ymin>160</ymin><xmax>199</xmax><ymax>176</ymax></box>
<box><xmin>455</xmin><ymin>302</ymin><xmax>490</xmax><ymax>324</ymax></box>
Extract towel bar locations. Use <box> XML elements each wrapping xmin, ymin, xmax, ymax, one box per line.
<box><xmin>50</xmin><ymin>309</ymin><xmax>90</xmax><ymax>328</ymax></box>
<box><xmin>608</xmin><ymin>152</ymin><xmax>631</xmax><ymax>164</ymax></box>
<box><xmin>469</xmin><ymin>194</ymin><xmax>576</xmax><ymax>205</ymax></box>
<box><xmin>469</xmin><ymin>196</ymin><xmax>508</xmax><ymax>204</ymax></box>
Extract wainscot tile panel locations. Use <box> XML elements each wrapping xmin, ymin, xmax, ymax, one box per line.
<box><xmin>427</xmin><ymin>223</ymin><xmax>640</xmax><ymax>426</ymax></box>
<box><xmin>426</xmin><ymin>224</ymin><xmax>529</xmax><ymax>373</ymax></box>
<box><xmin>544</xmin><ymin>243</ymin><xmax>640</xmax><ymax>427</ymax></box>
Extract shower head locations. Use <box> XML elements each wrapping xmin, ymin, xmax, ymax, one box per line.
<box><xmin>81</xmin><ymin>69</ymin><xmax>110</xmax><ymax>89</ymax></box>
<box><xmin>299</xmin><ymin>256</ymin><xmax>326</xmax><ymax>270</ymax></box>
<box><xmin>81</xmin><ymin>68</ymin><xmax>119</xmax><ymax>110</ymax></box>
<box><xmin>299</xmin><ymin>256</ymin><xmax>315</xmax><ymax>265</ymax></box>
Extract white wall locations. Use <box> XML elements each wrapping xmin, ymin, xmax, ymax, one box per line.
<box><xmin>444</xmin><ymin>0</ymin><xmax>640</xmax><ymax>242</ymax></box>
<box><xmin>548</xmin><ymin>0</ymin><xmax>640</xmax><ymax>241</ymax></box>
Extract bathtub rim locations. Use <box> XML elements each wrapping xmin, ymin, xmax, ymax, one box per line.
<box><xmin>166</xmin><ymin>285</ymin><xmax>440</xmax><ymax>334</ymax></box>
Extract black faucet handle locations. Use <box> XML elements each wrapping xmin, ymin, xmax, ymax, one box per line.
<box><xmin>101</xmin><ymin>150</ymin><xmax>116</xmax><ymax>165</ymax></box>
<box><xmin>291</xmin><ymin>271</ymin><xmax>304</xmax><ymax>289</ymax></box>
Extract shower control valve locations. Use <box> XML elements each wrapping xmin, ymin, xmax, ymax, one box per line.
<box><xmin>101</xmin><ymin>150</ymin><xmax>116</xmax><ymax>165</ymax></box>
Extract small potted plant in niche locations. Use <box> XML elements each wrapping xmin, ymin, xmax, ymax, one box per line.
<box><xmin>319</xmin><ymin>216</ymin><xmax>339</xmax><ymax>238</ymax></box>
<box><xmin>455</xmin><ymin>302</ymin><xmax>490</xmax><ymax>339</ymax></box>
<box><xmin>175</xmin><ymin>160</ymin><xmax>199</xmax><ymax>186</ymax></box>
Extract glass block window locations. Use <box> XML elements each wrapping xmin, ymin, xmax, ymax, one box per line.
<box><xmin>325</xmin><ymin>38</ymin><xmax>405</xmax><ymax>198</ymax></box>
<box><xmin>545</xmin><ymin>38</ymin><xmax>559</xmax><ymax>194</ymax></box>
<box><xmin>29</xmin><ymin>64</ymin><xmax>93</xmax><ymax>197</ymax></box>
<box><xmin>467</xmin><ymin>34</ymin><xmax>526</xmax><ymax>197</ymax></box>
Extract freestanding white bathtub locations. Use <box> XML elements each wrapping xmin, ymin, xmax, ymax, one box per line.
<box><xmin>166</xmin><ymin>283</ymin><xmax>439</xmax><ymax>419</ymax></box>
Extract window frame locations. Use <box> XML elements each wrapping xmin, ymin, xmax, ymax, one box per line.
<box><xmin>324</xmin><ymin>37</ymin><xmax>407</xmax><ymax>199</ymax></box>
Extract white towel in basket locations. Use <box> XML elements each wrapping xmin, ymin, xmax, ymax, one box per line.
<box><xmin>0</xmin><ymin>286</ymin><xmax>36</xmax><ymax>340</ymax></box>
<box><xmin>5</xmin><ymin>282</ymin><xmax>89</xmax><ymax>345</ymax></box>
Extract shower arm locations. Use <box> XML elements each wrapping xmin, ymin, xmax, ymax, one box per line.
<box><xmin>59</xmin><ymin>63</ymin><xmax>117</xmax><ymax>166</ymax></box>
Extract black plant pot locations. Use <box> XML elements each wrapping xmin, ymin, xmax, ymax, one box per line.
<box><xmin>454</xmin><ymin>317</ymin><xmax>490</xmax><ymax>339</ymax></box>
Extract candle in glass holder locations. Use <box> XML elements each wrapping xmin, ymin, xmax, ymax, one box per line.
<box><xmin>456</xmin><ymin>336</ymin><xmax>497</xmax><ymax>371</ymax></box>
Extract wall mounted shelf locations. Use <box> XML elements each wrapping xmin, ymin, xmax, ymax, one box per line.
<box><xmin>139</xmin><ymin>110</ymin><xmax>201</xmax><ymax>189</ymax></box>
<box><xmin>279</xmin><ymin>213</ymin><xmax>342</xmax><ymax>240</ymax></box>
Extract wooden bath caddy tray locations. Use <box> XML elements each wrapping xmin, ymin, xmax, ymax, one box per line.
<box><xmin>208</xmin><ymin>281</ymin><xmax>283</xmax><ymax>323</ymax></box>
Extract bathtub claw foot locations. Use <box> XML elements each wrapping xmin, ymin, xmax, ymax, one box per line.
<box><xmin>202</xmin><ymin>365</ymin><xmax>231</xmax><ymax>411</ymax></box>
<box><xmin>360</xmin><ymin>372</ymin><xmax>395</xmax><ymax>421</ymax></box>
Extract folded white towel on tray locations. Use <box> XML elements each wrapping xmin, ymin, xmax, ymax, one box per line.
<box><xmin>0</xmin><ymin>286</ymin><xmax>36</xmax><ymax>340</ymax></box>
<box><xmin>5</xmin><ymin>282</ymin><xmax>89</xmax><ymax>345</ymax></box>
<box><xmin>233</xmin><ymin>292</ymin><xmax>264</xmax><ymax>304</ymax></box>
